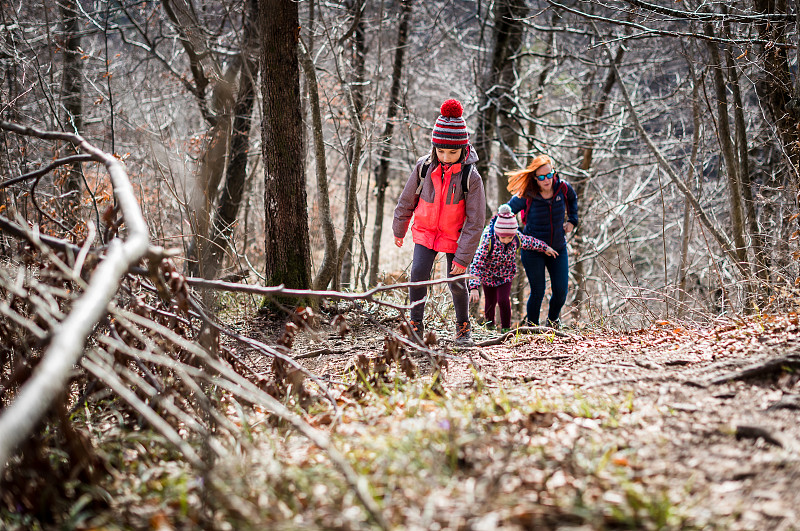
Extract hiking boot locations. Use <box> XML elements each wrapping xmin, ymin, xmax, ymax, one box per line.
<box><xmin>500</xmin><ymin>327</ymin><xmax>512</xmax><ymax>334</ymax></box>
<box><xmin>409</xmin><ymin>320</ymin><xmax>425</xmax><ymax>344</ymax></box>
<box><xmin>453</xmin><ymin>322</ymin><xmax>475</xmax><ymax>347</ymax></box>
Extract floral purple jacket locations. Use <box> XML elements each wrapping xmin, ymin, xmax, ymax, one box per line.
<box><xmin>468</xmin><ymin>221</ymin><xmax>548</xmax><ymax>290</ymax></box>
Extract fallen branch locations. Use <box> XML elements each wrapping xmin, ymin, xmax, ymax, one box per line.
<box><xmin>0</xmin><ymin>122</ymin><xmax>150</xmax><ymax>467</ymax></box>
<box><xmin>709</xmin><ymin>354</ymin><xmax>800</xmax><ymax>386</ymax></box>
<box><xmin>734</xmin><ymin>425</ymin><xmax>783</xmax><ymax>448</ymax></box>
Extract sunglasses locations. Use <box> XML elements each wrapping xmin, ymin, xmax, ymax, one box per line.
<box><xmin>535</xmin><ymin>171</ymin><xmax>556</xmax><ymax>181</ymax></box>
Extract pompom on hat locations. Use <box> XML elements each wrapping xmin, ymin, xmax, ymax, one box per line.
<box><xmin>431</xmin><ymin>99</ymin><xmax>469</xmax><ymax>149</ymax></box>
<box><xmin>494</xmin><ymin>204</ymin><xmax>519</xmax><ymax>237</ymax></box>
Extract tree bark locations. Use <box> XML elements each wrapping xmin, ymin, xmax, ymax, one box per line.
<box><xmin>705</xmin><ymin>23</ymin><xmax>748</xmax><ymax>274</ymax></box>
<box><xmin>752</xmin><ymin>0</ymin><xmax>800</xmax><ymax>185</ymax></box>
<box><xmin>60</xmin><ymin>0</ymin><xmax>83</xmax><ymax>224</ymax></box>
<box><xmin>677</xmin><ymin>56</ymin><xmax>703</xmax><ymax>316</ymax></box>
<box><xmin>369</xmin><ymin>0</ymin><xmax>413</xmax><ymax>287</ymax></box>
<box><xmin>299</xmin><ymin>40</ymin><xmax>336</xmax><ymax>292</ymax></box>
<box><xmin>493</xmin><ymin>0</ymin><xmax>528</xmax><ymax>209</ymax></box>
<box><xmin>260</xmin><ymin>0</ymin><xmax>312</xmax><ymax>298</ymax></box>
<box><xmin>571</xmin><ymin>44</ymin><xmax>624</xmax><ymax>321</ymax></box>
<box><xmin>200</xmin><ymin>0</ymin><xmax>260</xmax><ymax>280</ymax></box>
<box><xmin>340</xmin><ymin>0</ymin><xmax>367</xmax><ymax>290</ymax></box>
<box><xmin>723</xmin><ymin>19</ymin><xmax>768</xmax><ymax>288</ymax></box>
<box><xmin>474</xmin><ymin>0</ymin><xmax>528</xmax><ymax>217</ymax></box>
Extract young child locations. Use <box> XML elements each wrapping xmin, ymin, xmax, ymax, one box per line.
<box><xmin>392</xmin><ymin>99</ymin><xmax>486</xmax><ymax>346</ymax></box>
<box><xmin>468</xmin><ymin>204</ymin><xmax>558</xmax><ymax>332</ymax></box>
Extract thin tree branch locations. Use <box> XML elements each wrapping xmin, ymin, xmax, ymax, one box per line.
<box><xmin>587</xmin><ymin>25</ymin><xmax>749</xmax><ymax>279</ymax></box>
<box><xmin>0</xmin><ymin>121</ymin><xmax>150</xmax><ymax>467</ymax></box>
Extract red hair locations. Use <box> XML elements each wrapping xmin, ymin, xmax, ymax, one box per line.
<box><xmin>505</xmin><ymin>155</ymin><xmax>553</xmax><ymax>197</ymax></box>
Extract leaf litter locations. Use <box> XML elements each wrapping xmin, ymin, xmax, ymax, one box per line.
<box><xmin>220</xmin><ymin>311</ymin><xmax>800</xmax><ymax>530</ymax></box>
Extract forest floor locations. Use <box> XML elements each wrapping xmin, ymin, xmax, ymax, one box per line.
<box><xmin>241</xmin><ymin>310</ymin><xmax>800</xmax><ymax>530</ymax></box>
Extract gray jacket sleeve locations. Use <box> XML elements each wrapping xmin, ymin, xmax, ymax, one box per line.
<box><xmin>392</xmin><ymin>158</ymin><xmax>425</xmax><ymax>238</ymax></box>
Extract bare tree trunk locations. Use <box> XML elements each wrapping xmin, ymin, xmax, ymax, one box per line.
<box><xmin>705</xmin><ymin>23</ymin><xmax>751</xmax><ymax>303</ymax></box>
<box><xmin>199</xmin><ymin>0</ymin><xmax>260</xmax><ymax>280</ymax></box>
<box><xmin>752</xmin><ymin>0</ymin><xmax>800</xmax><ymax>186</ymax></box>
<box><xmin>298</xmin><ymin>40</ymin><xmax>337</xmax><ymax>291</ymax></box>
<box><xmin>492</xmin><ymin>0</ymin><xmax>527</xmax><ymax>210</ymax></box>
<box><xmin>332</xmin><ymin>47</ymin><xmax>365</xmax><ymax>292</ymax></box>
<box><xmin>677</xmin><ymin>57</ymin><xmax>703</xmax><ymax>316</ymax></box>
<box><xmin>369</xmin><ymin>0</ymin><xmax>413</xmax><ymax>287</ymax></box>
<box><xmin>571</xmin><ymin>44</ymin><xmax>624</xmax><ymax>321</ymax></box>
<box><xmin>340</xmin><ymin>0</ymin><xmax>367</xmax><ymax>290</ymax></box>
<box><xmin>260</xmin><ymin>0</ymin><xmax>312</xmax><ymax>298</ymax></box>
<box><xmin>60</xmin><ymin>0</ymin><xmax>83</xmax><ymax>224</ymax></box>
<box><xmin>475</xmin><ymin>0</ymin><xmax>528</xmax><ymax>217</ymax></box>
<box><xmin>186</xmin><ymin>91</ymin><xmax>234</xmax><ymax>276</ymax></box>
<box><xmin>723</xmin><ymin>20</ymin><xmax>768</xmax><ymax>289</ymax></box>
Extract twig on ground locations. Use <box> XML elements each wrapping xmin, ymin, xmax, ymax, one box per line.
<box><xmin>734</xmin><ymin>425</ymin><xmax>783</xmax><ymax>448</ymax></box>
<box><xmin>709</xmin><ymin>354</ymin><xmax>800</xmax><ymax>386</ymax></box>
<box><xmin>476</xmin><ymin>326</ymin><xmax>569</xmax><ymax>346</ymax></box>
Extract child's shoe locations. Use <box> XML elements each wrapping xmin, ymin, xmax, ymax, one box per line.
<box><xmin>453</xmin><ymin>322</ymin><xmax>475</xmax><ymax>347</ymax></box>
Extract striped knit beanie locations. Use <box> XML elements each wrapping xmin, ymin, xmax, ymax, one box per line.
<box><xmin>431</xmin><ymin>99</ymin><xmax>469</xmax><ymax>149</ymax></box>
<box><xmin>494</xmin><ymin>204</ymin><xmax>518</xmax><ymax>237</ymax></box>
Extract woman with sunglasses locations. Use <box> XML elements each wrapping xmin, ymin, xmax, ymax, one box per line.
<box><xmin>504</xmin><ymin>155</ymin><xmax>579</xmax><ymax>328</ymax></box>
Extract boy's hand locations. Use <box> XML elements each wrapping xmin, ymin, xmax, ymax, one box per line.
<box><xmin>394</xmin><ymin>237</ymin><xmax>404</xmax><ymax>247</ymax></box>
<box><xmin>469</xmin><ymin>289</ymin><xmax>480</xmax><ymax>304</ymax></box>
<box><xmin>544</xmin><ymin>246</ymin><xmax>559</xmax><ymax>258</ymax></box>
<box><xmin>450</xmin><ymin>262</ymin><xmax>466</xmax><ymax>275</ymax></box>
<box><xmin>564</xmin><ymin>221</ymin><xmax>574</xmax><ymax>234</ymax></box>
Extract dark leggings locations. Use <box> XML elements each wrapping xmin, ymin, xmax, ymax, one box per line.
<box><xmin>409</xmin><ymin>244</ymin><xmax>469</xmax><ymax>325</ymax></box>
<box><xmin>482</xmin><ymin>282</ymin><xmax>512</xmax><ymax>329</ymax></box>
<box><xmin>520</xmin><ymin>247</ymin><xmax>569</xmax><ymax>325</ymax></box>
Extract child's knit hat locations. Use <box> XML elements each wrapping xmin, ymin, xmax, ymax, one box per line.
<box><xmin>494</xmin><ymin>204</ymin><xmax>518</xmax><ymax>237</ymax></box>
<box><xmin>431</xmin><ymin>99</ymin><xmax>469</xmax><ymax>149</ymax></box>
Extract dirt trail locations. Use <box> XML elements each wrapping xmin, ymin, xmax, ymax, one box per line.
<box><xmin>251</xmin><ymin>313</ymin><xmax>800</xmax><ymax>529</ymax></box>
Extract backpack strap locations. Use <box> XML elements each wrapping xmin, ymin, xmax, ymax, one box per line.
<box><xmin>416</xmin><ymin>161</ymin><xmax>472</xmax><ymax>199</ymax></box>
<box><xmin>414</xmin><ymin>160</ymin><xmax>432</xmax><ymax>196</ymax></box>
<box><xmin>461</xmin><ymin>164</ymin><xmax>472</xmax><ymax>197</ymax></box>
<box><xmin>487</xmin><ymin>230</ymin><xmax>521</xmax><ymax>261</ymax></box>
<box><xmin>559</xmin><ymin>181</ymin><xmax>571</xmax><ymax>217</ymax></box>
<box><xmin>520</xmin><ymin>181</ymin><xmax>569</xmax><ymax>224</ymax></box>
<box><xmin>520</xmin><ymin>197</ymin><xmax>533</xmax><ymax>225</ymax></box>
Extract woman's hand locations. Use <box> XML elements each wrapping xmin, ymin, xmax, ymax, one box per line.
<box><xmin>544</xmin><ymin>246</ymin><xmax>559</xmax><ymax>258</ymax></box>
<box><xmin>564</xmin><ymin>221</ymin><xmax>574</xmax><ymax>234</ymax></box>
<box><xmin>450</xmin><ymin>262</ymin><xmax>466</xmax><ymax>275</ymax></box>
<box><xmin>394</xmin><ymin>237</ymin><xmax>404</xmax><ymax>247</ymax></box>
<box><xmin>469</xmin><ymin>289</ymin><xmax>480</xmax><ymax>304</ymax></box>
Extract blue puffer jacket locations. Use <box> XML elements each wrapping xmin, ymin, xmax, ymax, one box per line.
<box><xmin>507</xmin><ymin>178</ymin><xmax>578</xmax><ymax>251</ymax></box>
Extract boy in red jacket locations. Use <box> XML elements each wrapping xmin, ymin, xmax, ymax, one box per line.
<box><xmin>392</xmin><ymin>99</ymin><xmax>486</xmax><ymax>346</ymax></box>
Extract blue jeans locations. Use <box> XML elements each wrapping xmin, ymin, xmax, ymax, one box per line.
<box><xmin>409</xmin><ymin>244</ymin><xmax>469</xmax><ymax>325</ymax></box>
<box><xmin>520</xmin><ymin>247</ymin><xmax>569</xmax><ymax>325</ymax></box>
